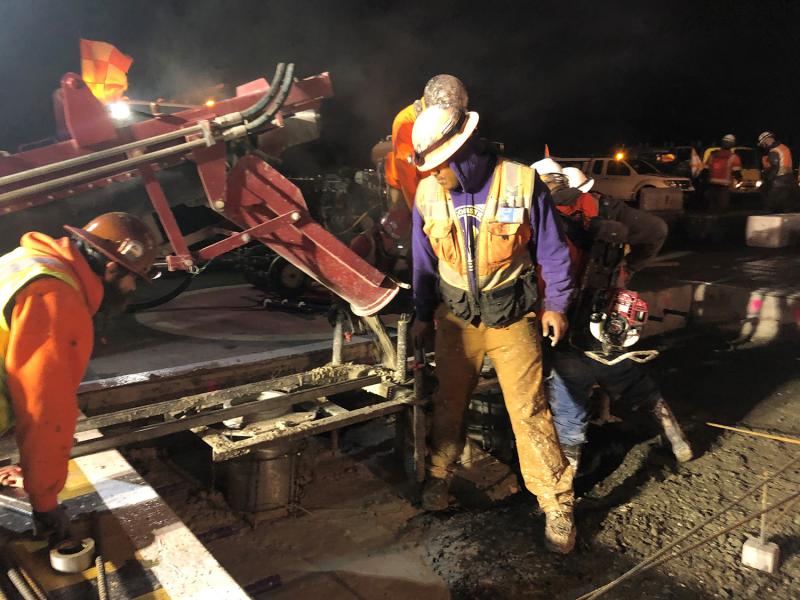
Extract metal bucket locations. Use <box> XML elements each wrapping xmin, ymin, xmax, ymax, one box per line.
<box><xmin>224</xmin><ymin>440</ymin><xmax>302</xmax><ymax>513</ymax></box>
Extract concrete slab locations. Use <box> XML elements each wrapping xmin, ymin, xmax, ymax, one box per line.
<box><xmin>0</xmin><ymin>452</ymin><xmax>247</xmax><ymax>599</ymax></box>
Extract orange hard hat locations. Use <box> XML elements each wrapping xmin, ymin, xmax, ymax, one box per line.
<box><xmin>65</xmin><ymin>212</ymin><xmax>159</xmax><ymax>280</ymax></box>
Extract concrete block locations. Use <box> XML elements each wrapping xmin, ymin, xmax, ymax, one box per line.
<box><xmin>680</xmin><ymin>212</ymin><xmax>748</xmax><ymax>243</ymax></box>
<box><xmin>741</xmin><ymin>536</ymin><xmax>780</xmax><ymax>573</ymax></box>
<box><xmin>746</xmin><ymin>213</ymin><xmax>800</xmax><ymax>248</ymax></box>
<box><xmin>639</xmin><ymin>188</ymin><xmax>684</xmax><ymax>212</ymax></box>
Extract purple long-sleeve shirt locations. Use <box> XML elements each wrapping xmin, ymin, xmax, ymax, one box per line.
<box><xmin>412</xmin><ymin>144</ymin><xmax>573</xmax><ymax>322</ymax></box>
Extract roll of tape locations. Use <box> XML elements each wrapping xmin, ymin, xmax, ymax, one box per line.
<box><xmin>50</xmin><ymin>537</ymin><xmax>96</xmax><ymax>573</ymax></box>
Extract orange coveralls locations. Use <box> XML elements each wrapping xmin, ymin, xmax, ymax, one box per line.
<box><xmin>3</xmin><ymin>233</ymin><xmax>102</xmax><ymax>511</ymax></box>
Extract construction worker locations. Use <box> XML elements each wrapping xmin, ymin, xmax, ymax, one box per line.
<box><xmin>536</xmin><ymin>161</ymin><xmax>692</xmax><ymax>471</ymax></box>
<box><xmin>757</xmin><ymin>131</ymin><xmax>798</xmax><ymax>212</ymax></box>
<box><xmin>547</xmin><ymin>163</ymin><xmax>668</xmax><ymax>279</ymax></box>
<box><xmin>703</xmin><ymin>134</ymin><xmax>742</xmax><ymax>213</ymax></box>
<box><xmin>384</xmin><ymin>75</ymin><xmax>469</xmax><ymax>212</ymax></box>
<box><xmin>0</xmin><ymin>212</ymin><xmax>158</xmax><ymax>544</ymax></box>
<box><xmin>410</xmin><ymin>106</ymin><xmax>576</xmax><ymax>553</ymax></box>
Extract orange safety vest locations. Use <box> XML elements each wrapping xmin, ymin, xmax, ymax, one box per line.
<box><xmin>416</xmin><ymin>159</ymin><xmax>535</xmax><ymax>293</ymax></box>
<box><xmin>770</xmin><ymin>144</ymin><xmax>793</xmax><ymax>177</ymax></box>
<box><xmin>0</xmin><ymin>248</ymin><xmax>79</xmax><ymax>432</ymax></box>
<box><xmin>707</xmin><ymin>149</ymin><xmax>742</xmax><ymax>186</ymax></box>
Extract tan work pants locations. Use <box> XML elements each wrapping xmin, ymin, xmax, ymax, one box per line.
<box><xmin>429</xmin><ymin>304</ymin><xmax>574</xmax><ymax>513</ymax></box>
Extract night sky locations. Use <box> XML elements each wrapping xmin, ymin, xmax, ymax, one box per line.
<box><xmin>1</xmin><ymin>0</ymin><xmax>799</xmax><ymax>170</ymax></box>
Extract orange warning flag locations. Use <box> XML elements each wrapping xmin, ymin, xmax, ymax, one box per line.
<box><xmin>80</xmin><ymin>39</ymin><xmax>133</xmax><ymax>103</ymax></box>
<box><xmin>544</xmin><ymin>144</ymin><xmax>550</xmax><ymax>157</ymax></box>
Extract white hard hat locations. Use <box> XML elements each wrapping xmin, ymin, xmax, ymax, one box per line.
<box><xmin>562</xmin><ymin>166</ymin><xmax>594</xmax><ymax>193</ymax></box>
<box><xmin>412</xmin><ymin>106</ymin><xmax>479</xmax><ymax>172</ymax></box>
<box><xmin>531</xmin><ymin>157</ymin><xmax>563</xmax><ymax>175</ymax></box>
<box><xmin>722</xmin><ymin>134</ymin><xmax>736</xmax><ymax>145</ymax></box>
<box><xmin>758</xmin><ymin>131</ymin><xmax>775</xmax><ymax>146</ymax></box>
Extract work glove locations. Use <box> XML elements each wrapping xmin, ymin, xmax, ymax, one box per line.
<box><xmin>32</xmin><ymin>505</ymin><xmax>72</xmax><ymax>546</ymax></box>
<box><xmin>589</xmin><ymin>219</ymin><xmax>629</xmax><ymax>244</ymax></box>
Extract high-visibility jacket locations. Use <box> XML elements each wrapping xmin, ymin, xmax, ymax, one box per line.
<box><xmin>0</xmin><ymin>233</ymin><xmax>101</xmax><ymax>512</ymax></box>
<box><xmin>385</xmin><ymin>103</ymin><xmax>429</xmax><ymax>210</ymax></box>
<box><xmin>415</xmin><ymin>159</ymin><xmax>538</xmax><ymax>326</ymax></box>
<box><xmin>706</xmin><ymin>148</ymin><xmax>743</xmax><ymax>186</ymax></box>
<box><xmin>0</xmin><ymin>248</ymin><xmax>79</xmax><ymax>431</ymax></box>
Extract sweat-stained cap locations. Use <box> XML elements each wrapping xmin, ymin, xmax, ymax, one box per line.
<box><xmin>422</xmin><ymin>74</ymin><xmax>469</xmax><ymax>111</ymax></box>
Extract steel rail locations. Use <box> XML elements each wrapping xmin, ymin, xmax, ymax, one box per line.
<box><xmin>203</xmin><ymin>393</ymin><xmax>414</xmax><ymax>461</ymax></box>
<box><xmin>74</xmin><ymin>365</ymin><xmax>371</xmax><ymax>433</ymax></box>
<box><xmin>70</xmin><ymin>375</ymin><xmax>381</xmax><ymax>458</ymax></box>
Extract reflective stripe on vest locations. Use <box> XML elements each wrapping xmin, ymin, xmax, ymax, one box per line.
<box><xmin>0</xmin><ymin>247</ymin><xmax>79</xmax><ymax>433</ymax></box>
<box><xmin>772</xmin><ymin>144</ymin><xmax>793</xmax><ymax>177</ymax></box>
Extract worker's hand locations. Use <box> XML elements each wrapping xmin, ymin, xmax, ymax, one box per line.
<box><xmin>411</xmin><ymin>319</ymin><xmax>435</xmax><ymax>351</ymax></box>
<box><xmin>540</xmin><ymin>311</ymin><xmax>568</xmax><ymax>347</ymax></box>
<box><xmin>33</xmin><ymin>506</ymin><xmax>71</xmax><ymax>546</ymax></box>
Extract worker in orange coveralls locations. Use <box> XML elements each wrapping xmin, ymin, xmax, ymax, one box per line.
<box><xmin>385</xmin><ymin>74</ymin><xmax>469</xmax><ymax>211</ymax></box>
<box><xmin>0</xmin><ymin>212</ymin><xmax>157</xmax><ymax>544</ymax></box>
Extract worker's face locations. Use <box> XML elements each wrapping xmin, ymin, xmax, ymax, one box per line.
<box><xmin>431</xmin><ymin>165</ymin><xmax>459</xmax><ymax>190</ymax></box>
<box><xmin>100</xmin><ymin>262</ymin><xmax>138</xmax><ymax>314</ymax></box>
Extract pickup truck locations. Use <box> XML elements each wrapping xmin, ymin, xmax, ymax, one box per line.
<box><xmin>552</xmin><ymin>156</ymin><xmax>693</xmax><ymax>208</ymax></box>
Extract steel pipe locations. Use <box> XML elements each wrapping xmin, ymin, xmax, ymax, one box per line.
<box><xmin>0</xmin><ymin>138</ymin><xmax>208</xmax><ymax>204</ymax></box>
<box><xmin>0</xmin><ymin>124</ymin><xmax>204</xmax><ymax>188</ymax></box>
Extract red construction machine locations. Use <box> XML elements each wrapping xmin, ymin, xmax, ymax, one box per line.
<box><xmin>0</xmin><ymin>63</ymin><xmax>398</xmax><ymax>316</ymax></box>
<box><xmin>0</xmin><ymin>63</ymin><xmax>426</xmax><ymax>489</ymax></box>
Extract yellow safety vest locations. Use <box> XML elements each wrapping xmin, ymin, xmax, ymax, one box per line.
<box><xmin>0</xmin><ymin>247</ymin><xmax>79</xmax><ymax>432</ymax></box>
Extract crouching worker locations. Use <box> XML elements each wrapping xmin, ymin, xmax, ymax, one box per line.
<box><xmin>410</xmin><ymin>105</ymin><xmax>576</xmax><ymax>553</ymax></box>
<box><xmin>0</xmin><ymin>213</ymin><xmax>158</xmax><ymax>544</ymax></box>
<box><xmin>532</xmin><ymin>160</ymin><xmax>693</xmax><ymax>471</ymax></box>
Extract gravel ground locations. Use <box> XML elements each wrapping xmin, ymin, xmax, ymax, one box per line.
<box><xmin>412</xmin><ymin>330</ymin><xmax>800</xmax><ymax>599</ymax></box>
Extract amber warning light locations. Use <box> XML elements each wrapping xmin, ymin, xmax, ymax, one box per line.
<box><xmin>614</xmin><ymin>151</ymin><xmax>625</xmax><ymax>161</ymax></box>
<box><xmin>205</xmin><ymin>99</ymin><xmax>216</xmax><ymax>108</ymax></box>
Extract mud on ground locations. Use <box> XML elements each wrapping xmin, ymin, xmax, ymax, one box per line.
<box><xmin>130</xmin><ymin>330</ymin><xmax>800</xmax><ymax>599</ymax></box>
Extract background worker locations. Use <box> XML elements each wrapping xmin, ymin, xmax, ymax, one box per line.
<box><xmin>757</xmin><ymin>131</ymin><xmax>798</xmax><ymax>212</ymax></box>
<box><xmin>0</xmin><ymin>212</ymin><xmax>157</xmax><ymax>543</ymax></box>
<box><xmin>703</xmin><ymin>134</ymin><xmax>742</xmax><ymax>213</ymax></box>
<box><xmin>410</xmin><ymin>105</ymin><xmax>577</xmax><ymax>554</ymax></box>
<box><xmin>536</xmin><ymin>161</ymin><xmax>668</xmax><ymax>281</ymax></box>
<box><xmin>384</xmin><ymin>74</ymin><xmax>469</xmax><ymax>212</ymax></box>
<box><xmin>534</xmin><ymin>161</ymin><xmax>692</xmax><ymax>471</ymax></box>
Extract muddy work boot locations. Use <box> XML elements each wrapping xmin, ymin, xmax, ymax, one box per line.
<box><xmin>654</xmin><ymin>399</ymin><xmax>693</xmax><ymax>463</ymax></box>
<box><xmin>544</xmin><ymin>509</ymin><xmax>576</xmax><ymax>554</ymax></box>
<box><xmin>561</xmin><ymin>444</ymin><xmax>582</xmax><ymax>473</ymax></box>
<box><xmin>421</xmin><ymin>477</ymin><xmax>451</xmax><ymax>511</ymax></box>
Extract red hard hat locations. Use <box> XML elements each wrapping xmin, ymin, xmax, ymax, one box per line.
<box><xmin>65</xmin><ymin>212</ymin><xmax>159</xmax><ymax>280</ymax></box>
